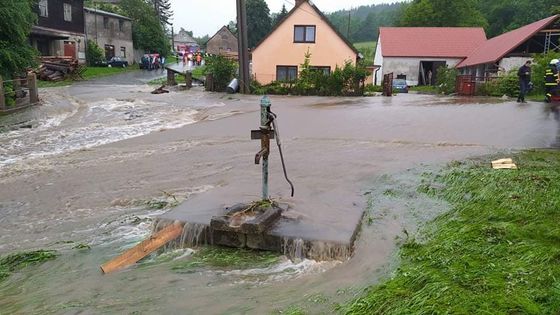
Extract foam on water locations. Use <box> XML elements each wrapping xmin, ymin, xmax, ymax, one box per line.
<box><xmin>0</xmin><ymin>98</ymin><xmax>200</xmax><ymax>169</ymax></box>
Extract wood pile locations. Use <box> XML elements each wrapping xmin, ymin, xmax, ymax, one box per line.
<box><xmin>36</xmin><ymin>56</ymin><xmax>80</xmax><ymax>81</ymax></box>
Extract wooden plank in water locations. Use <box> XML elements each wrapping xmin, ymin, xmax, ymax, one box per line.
<box><xmin>100</xmin><ymin>223</ymin><xmax>183</xmax><ymax>274</ymax></box>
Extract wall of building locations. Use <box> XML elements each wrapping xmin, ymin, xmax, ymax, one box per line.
<box><xmin>37</xmin><ymin>0</ymin><xmax>85</xmax><ymax>34</ymax></box>
<box><xmin>373</xmin><ymin>35</ymin><xmax>383</xmax><ymax>85</ymax></box>
<box><xmin>380</xmin><ymin>57</ymin><xmax>463</xmax><ymax>86</ymax></box>
<box><xmin>207</xmin><ymin>28</ymin><xmax>238</xmax><ymax>55</ymax></box>
<box><xmin>84</xmin><ymin>11</ymin><xmax>134</xmax><ymax>63</ymax></box>
<box><xmin>251</xmin><ymin>1</ymin><xmax>357</xmax><ymax>84</ymax></box>
<box><xmin>500</xmin><ymin>57</ymin><xmax>532</xmax><ymax>72</ymax></box>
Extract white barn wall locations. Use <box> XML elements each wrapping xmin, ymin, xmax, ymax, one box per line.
<box><xmin>373</xmin><ymin>35</ymin><xmax>383</xmax><ymax>85</ymax></box>
<box><xmin>499</xmin><ymin>57</ymin><xmax>532</xmax><ymax>72</ymax></box>
<box><xmin>381</xmin><ymin>57</ymin><xmax>463</xmax><ymax>86</ymax></box>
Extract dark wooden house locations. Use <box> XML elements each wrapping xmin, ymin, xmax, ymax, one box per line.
<box><xmin>30</xmin><ymin>0</ymin><xmax>86</xmax><ymax>63</ymax></box>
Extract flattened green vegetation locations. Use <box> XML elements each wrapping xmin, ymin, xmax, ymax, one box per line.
<box><xmin>172</xmin><ymin>246</ymin><xmax>279</xmax><ymax>272</ymax></box>
<box><xmin>0</xmin><ymin>250</ymin><xmax>58</xmax><ymax>282</ymax></box>
<box><xmin>345</xmin><ymin>150</ymin><xmax>560</xmax><ymax>314</ymax></box>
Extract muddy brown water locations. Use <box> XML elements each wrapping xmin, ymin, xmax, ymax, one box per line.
<box><xmin>0</xmin><ymin>81</ymin><xmax>558</xmax><ymax>313</ymax></box>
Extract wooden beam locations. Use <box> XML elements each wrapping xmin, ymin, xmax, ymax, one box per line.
<box><xmin>100</xmin><ymin>223</ymin><xmax>184</xmax><ymax>274</ymax></box>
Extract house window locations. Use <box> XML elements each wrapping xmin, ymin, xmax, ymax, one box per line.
<box><xmin>294</xmin><ymin>25</ymin><xmax>316</xmax><ymax>43</ymax></box>
<box><xmin>120</xmin><ymin>47</ymin><xmax>126</xmax><ymax>58</ymax></box>
<box><xmin>103</xmin><ymin>17</ymin><xmax>109</xmax><ymax>29</ymax></box>
<box><xmin>38</xmin><ymin>0</ymin><xmax>48</xmax><ymax>17</ymax></box>
<box><xmin>119</xmin><ymin>20</ymin><xmax>124</xmax><ymax>32</ymax></box>
<box><xmin>276</xmin><ymin>66</ymin><xmax>298</xmax><ymax>82</ymax></box>
<box><xmin>310</xmin><ymin>66</ymin><xmax>331</xmax><ymax>75</ymax></box>
<box><xmin>63</xmin><ymin>3</ymin><xmax>72</xmax><ymax>22</ymax></box>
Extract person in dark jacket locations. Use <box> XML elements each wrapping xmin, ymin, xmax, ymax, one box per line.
<box><xmin>517</xmin><ymin>60</ymin><xmax>532</xmax><ymax>103</ymax></box>
<box><xmin>545</xmin><ymin>59</ymin><xmax>559</xmax><ymax>103</ymax></box>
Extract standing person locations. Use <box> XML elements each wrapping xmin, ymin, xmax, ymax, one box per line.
<box><xmin>196</xmin><ymin>53</ymin><xmax>202</xmax><ymax>66</ymax></box>
<box><xmin>545</xmin><ymin>59</ymin><xmax>559</xmax><ymax>103</ymax></box>
<box><xmin>427</xmin><ymin>70</ymin><xmax>433</xmax><ymax>85</ymax></box>
<box><xmin>517</xmin><ymin>60</ymin><xmax>532</xmax><ymax>103</ymax></box>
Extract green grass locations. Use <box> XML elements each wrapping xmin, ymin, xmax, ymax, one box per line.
<box><xmin>171</xmin><ymin>246</ymin><xmax>279</xmax><ymax>272</ymax></box>
<box><xmin>344</xmin><ymin>150</ymin><xmax>560</xmax><ymax>314</ymax></box>
<box><xmin>148</xmin><ymin>66</ymin><xmax>206</xmax><ymax>86</ymax></box>
<box><xmin>353</xmin><ymin>41</ymin><xmax>376</xmax><ymax>66</ymax></box>
<box><xmin>0</xmin><ymin>250</ymin><xmax>58</xmax><ymax>282</ymax></box>
<box><xmin>409</xmin><ymin>85</ymin><xmax>439</xmax><ymax>94</ymax></box>
<box><xmin>37</xmin><ymin>64</ymin><xmax>139</xmax><ymax>88</ymax></box>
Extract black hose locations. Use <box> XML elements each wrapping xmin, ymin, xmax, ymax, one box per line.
<box><xmin>269</xmin><ymin>111</ymin><xmax>294</xmax><ymax>197</ymax></box>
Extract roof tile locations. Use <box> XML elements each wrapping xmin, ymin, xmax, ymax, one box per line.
<box><xmin>379</xmin><ymin>27</ymin><xmax>487</xmax><ymax>58</ymax></box>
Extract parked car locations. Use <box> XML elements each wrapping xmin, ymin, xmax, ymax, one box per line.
<box><xmin>107</xmin><ymin>56</ymin><xmax>129</xmax><ymax>68</ymax></box>
<box><xmin>392</xmin><ymin>79</ymin><xmax>409</xmax><ymax>93</ymax></box>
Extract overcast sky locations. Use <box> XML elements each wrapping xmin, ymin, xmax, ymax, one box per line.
<box><xmin>170</xmin><ymin>0</ymin><xmax>401</xmax><ymax>37</ymax></box>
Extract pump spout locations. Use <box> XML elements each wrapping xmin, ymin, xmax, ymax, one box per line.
<box><xmin>255</xmin><ymin>147</ymin><xmax>268</xmax><ymax>164</ymax></box>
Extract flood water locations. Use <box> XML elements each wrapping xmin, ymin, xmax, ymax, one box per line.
<box><xmin>0</xmin><ymin>75</ymin><xmax>558</xmax><ymax>314</ymax></box>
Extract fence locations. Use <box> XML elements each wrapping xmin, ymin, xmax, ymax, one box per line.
<box><xmin>0</xmin><ymin>74</ymin><xmax>39</xmax><ymax>111</ymax></box>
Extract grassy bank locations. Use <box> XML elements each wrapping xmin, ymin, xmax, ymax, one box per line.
<box><xmin>147</xmin><ymin>66</ymin><xmax>206</xmax><ymax>86</ymax></box>
<box><xmin>353</xmin><ymin>41</ymin><xmax>376</xmax><ymax>66</ymax></box>
<box><xmin>37</xmin><ymin>65</ymin><xmax>140</xmax><ymax>88</ymax></box>
<box><xmin>344</xmin><ymin>150</ymin><xmax>560</xmax><ymax>314</ymax></box>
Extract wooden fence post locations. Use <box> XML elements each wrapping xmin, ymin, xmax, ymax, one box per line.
<box><xmin>185</xmin><ymin>72</ymin><xmax>192</xmax><ymax>89</ymax></box>
<box><xmin>0</xmin><ymin>76</ymin><xmax>5</xmax><ymax>110</ymax></box>
<box><xmin>167</xmin><ymin>68</ymin><xmax>177</xmax><ymax>86</ymax></box>
<box><xmin>28</xmin><ymin>73</ymin><xmax>39</xmax><ymax>104</ymax></box>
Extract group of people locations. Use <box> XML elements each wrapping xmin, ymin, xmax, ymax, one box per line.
<box><xmin>141</xmin><ymin>54</ymin><xmax>165</xmax><ymax>71</ymax></box>
<box><xmin>517</xmin><ymin>59</ymin><xmax>560</xmax><ymax>103</ymax></box>
<box><xmin>180</xmin><ymin>51</ymin><xmax>204</xmax><ymax>66</ymax></box>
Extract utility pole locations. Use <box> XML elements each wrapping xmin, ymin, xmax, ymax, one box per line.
<box><xmin>347</xmin><ymin>9</ymin><xmax>351</xmax><ymax>38</ymax></box>
<box><xmin>236</xmin><ymin>0</ymin><xmax>250</xmax><ymax>94</ymax></box>
<box><xmin>171</xmin><ymin>25</ymin><xmax>175</xmax><ymax>52</ymax></box>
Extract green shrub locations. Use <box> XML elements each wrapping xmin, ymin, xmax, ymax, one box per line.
<box><xmin>86</xmin><ymin>40</ymin><xmax>104</xmax><ymax>66</ymax></box>
<box><xmin>435</xmin><ymin>66</ymin><xmax>458</xmax><ymax>94</ymax></box>
<box><xmin>204</xmin><ymin>55</ymin><xmax>237</xmax><ymax>92</ymax></box>
<box><xmin>4</xmin><ymin>82</ymin><xmax>15</xmax><ymax>107</ymax></box>
<box><xmin>252</xmin><ymin>51</ymin><xmax>367</xmax><ymax>96</ymax></box>
<box><xmin>364</xmin><ymin>84</ymin><xmax>383</xmax><ymax>93</ymax></box>
<box><xmin>477</xmin><ymin>71</ymin><xmax>519</xmax><ymax>97</ymax></box>
<box><xmin>531</xmin><ymin>52</ymin><xmax>560</xmax><ymax>95</ymax></box>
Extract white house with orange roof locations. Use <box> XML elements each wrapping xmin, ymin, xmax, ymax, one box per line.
<box><xmin>251</xmin><ymin>0</ymin><xmax>360</xmax><ymax>84</ymax></box>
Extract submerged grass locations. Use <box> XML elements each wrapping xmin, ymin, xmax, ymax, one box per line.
<box><xmin>344</xmin><ymin>150</ymin><xmax>560</xmax><ymax>314</ymax></box>
<box><xmin>0</xmin><ymin>250</ymin><xmax>58</xmax><ymax>282</ymax></box>
<box><xmin>171</xmin><ymin>246</ymin><xmax>279</xmax><ymax>272</ymax></box>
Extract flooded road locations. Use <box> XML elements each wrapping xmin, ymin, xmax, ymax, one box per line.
<box><xmin>0</xmin><ymin>74</ymin><xmax>558</xmax><ymax>314</ymax></box>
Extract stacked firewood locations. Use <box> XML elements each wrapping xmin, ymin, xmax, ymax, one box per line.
<box><xmin>36</xmin><ymin>57</ymin><xmax>80</xmax><ymax>81</ymax></box>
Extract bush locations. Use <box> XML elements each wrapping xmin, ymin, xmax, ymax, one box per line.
<box><xmin>531</xmin><ymin>52</ymin><xmax>560</xmax><ymax>95</ymax></box>
<box><xmin>4</xmin><ymin>82</ymin><xmax>15</xmax><ymax>107</ymax></box>
<box><xmin>86</xmin><ymin>40</ymin><xmax>104</xmax><ymax>66</ymax></box>
<box><xmin>436</xmin><ymin>66</ymin><xmax>458</xmax><ymax>94</ymax></box>
<box><xmin>477</xmin><ymin>71</ymin><xmax>519</xmax><ymax>97</ymax></box>
<box><xmin>204</xmin><ymin>55</ymin><xmax>237</xmax><ymax>92</ymax></box>
<box><xmin>252</xmin><ymin>51</ymin><xmax>367</xmax><ymax>96</ymax></box>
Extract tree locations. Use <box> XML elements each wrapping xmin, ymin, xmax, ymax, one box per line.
<box><xmin>273</xmin><ymin>4</ymin><xmax>288</xmax><ymax>26</ymax></box>
<box><xmin>246</xmin><ymin>0</ymin><xmax>272</xmax><ymax>48</ymax></box>
<box><xmin>150</xmin><ymin>0</ymin><xmax>173</xmax><ymax>27</ymax></box>
<box><xmin>227</xmin><ymin>20</ymin><xmax>238</xmax><ymax>36</ymax></box>
<box><xmin>399</xmin><ymin>0</ymin><xmax>487</xmax><ymax>28</ymax></box>
<box><xmin>119</xmin><ymin>0</ymin><xmax>170</xmax><ymax>56</ymax></box>
<box><xmin>86</xmin><ymin>40</ymin><xmax>104</xmax><ymax>66</ymax></box>
<box><xmin>0</xmin><ymin>0</ymin><xmax>37</xmax><ymax>79</ymax></box>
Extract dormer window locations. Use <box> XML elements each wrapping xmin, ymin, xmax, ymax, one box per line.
<box><xmin>294</xmin><ymin>25</ymin><xmax>316</xmax><ymax>43</ymax></box>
